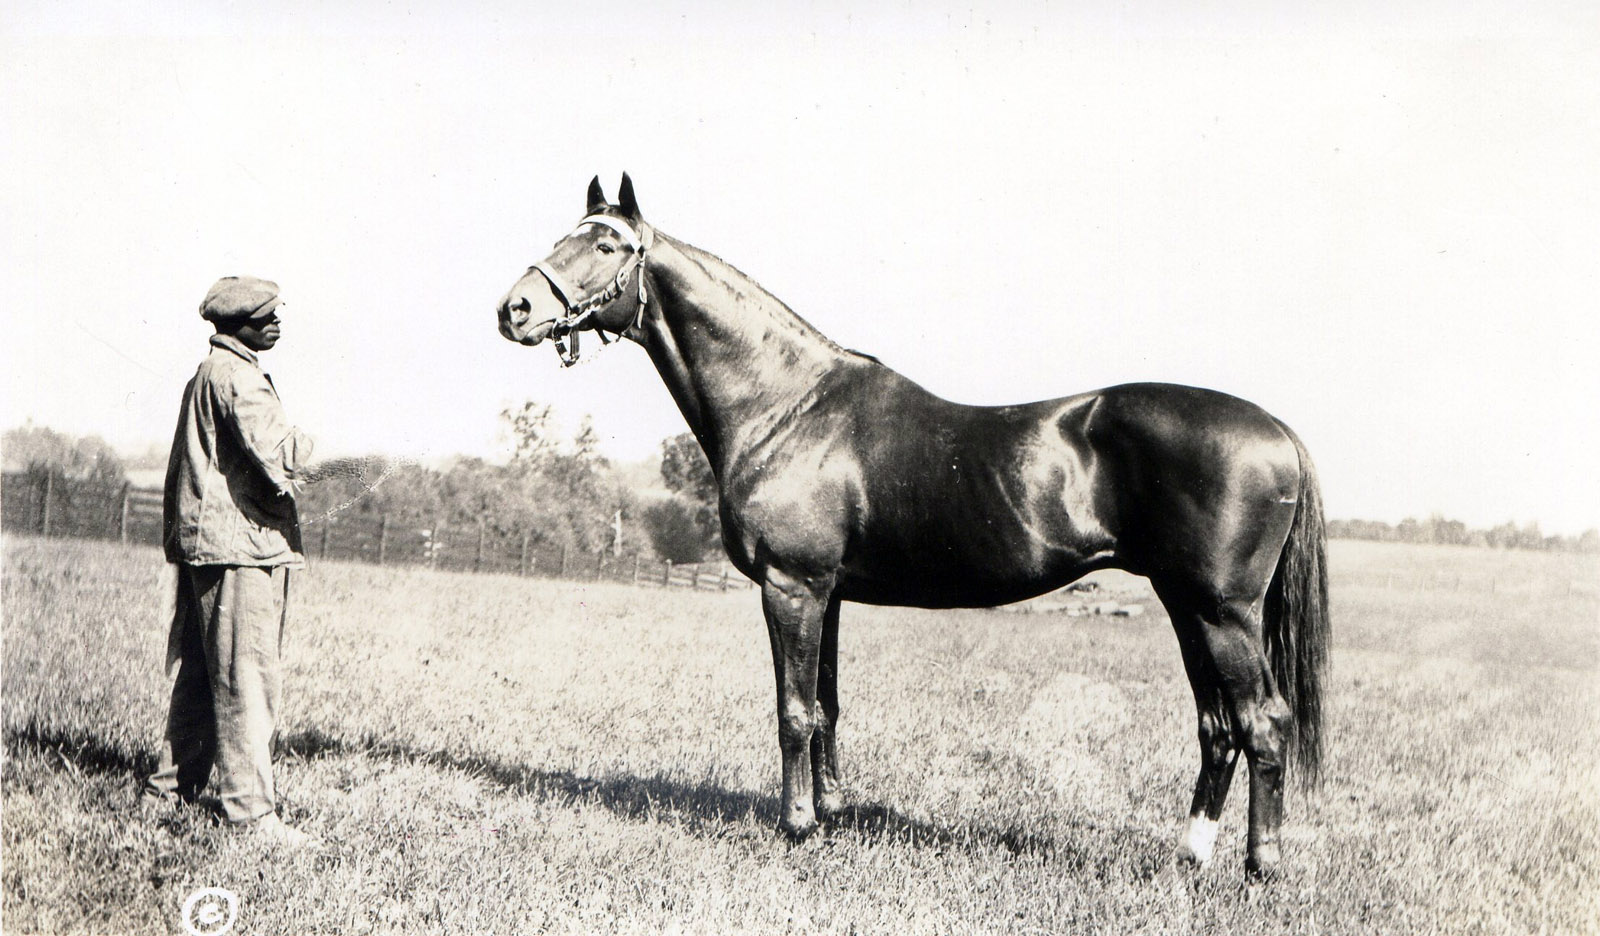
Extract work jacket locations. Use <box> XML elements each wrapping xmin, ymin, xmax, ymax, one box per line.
<box><xmin>163</xmin><ymin>334</ymin><xmax>313</xmax><ymax>567</ymax></box>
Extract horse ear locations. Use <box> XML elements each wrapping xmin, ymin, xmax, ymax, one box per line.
<box><xmin>617</xmin><ymin>172</ymin><xmax>642</xmax><ymax>221</ymax></box>
<box><xmin>586</xmin><ymin>176</ymin><xmax>607</xmax><ymax>214</ymax></box>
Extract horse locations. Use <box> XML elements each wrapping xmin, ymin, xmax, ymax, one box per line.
<box><xmin>496</xmin><ymin>175</ymin><xmax>1328</xmax><ymax>876</ymax></box>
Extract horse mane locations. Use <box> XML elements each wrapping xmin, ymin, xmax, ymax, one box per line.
<box><xmin>663</xmin><ymin>233</ymin><xmax>879</xmax><ymax>365</ymax></box>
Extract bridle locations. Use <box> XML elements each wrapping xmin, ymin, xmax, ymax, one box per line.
<box><xmin>530</xmin><ymin>214</ymin><xmax>653</xmax><ymax>367</ymax></box>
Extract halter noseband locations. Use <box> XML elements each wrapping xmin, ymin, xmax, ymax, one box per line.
<box><xmin>532</xmin><ymin>214</ymin><xmax>652</xmax><ymax>367</ymax></box>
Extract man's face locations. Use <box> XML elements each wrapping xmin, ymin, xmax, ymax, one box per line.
<box><xmin>234</xmin><ymin>311</ymin><xmax>282</xmax><ymax>352</ymax></box>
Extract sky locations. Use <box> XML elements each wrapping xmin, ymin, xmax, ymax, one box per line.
<box><xmin>3</xmin><ymin>2</ymin><xmax>1598</xmax><ymax>534</ymax></box>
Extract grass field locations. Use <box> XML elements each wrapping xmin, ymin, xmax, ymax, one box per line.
<box><xmin>3</xmin><ymin>534</ymin><xmax>1597</xmax><ymax>935</ymax></box>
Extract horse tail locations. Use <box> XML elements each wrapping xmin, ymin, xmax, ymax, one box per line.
<box><xmin>1265</xmin><ymin>421</ymin><xmax>1330</xmax><ymax>787</ymax></box>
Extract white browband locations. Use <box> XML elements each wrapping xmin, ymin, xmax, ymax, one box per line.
<box><xmin>578</xmin><ymin>214</ymin><xmax>644</xmax><ymax>251</ymax></box>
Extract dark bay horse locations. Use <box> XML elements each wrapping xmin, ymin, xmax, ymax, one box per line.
<box><xmin>497</xmin><ymin>175</ymin><xmax>1328</xmax><ymax>876</ymax></box>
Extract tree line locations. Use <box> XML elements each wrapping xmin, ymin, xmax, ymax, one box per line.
<box><xmin>1327</xmin><ymin>515</ymin><xmax>1598</xmax><ymax>554</ymax></box>
<box><xmin>4</xmin><ymin>420</ymin><xmax>1595</xmax><ymax>557</ymax></box>
<box><xmin>2</xmin><ymin>412</ymin><xmax>724</xmax><ymax>565</ymax></box>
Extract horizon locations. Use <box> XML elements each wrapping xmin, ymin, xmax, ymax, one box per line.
<box><xmin>3</xmin><ymin>418</ymin><xmax>1593</xmax><ymax>539</ymax></box>
<box><xmin>4</xmin><ymin>3</ymin><xmax>1597</xmax><ymax>535</ymax></box>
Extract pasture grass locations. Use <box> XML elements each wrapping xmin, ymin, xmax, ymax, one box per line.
<box><xmin>3</xmin><ymin>535</ymin><xmax>1597</xmax><ymax>934</ymax></box>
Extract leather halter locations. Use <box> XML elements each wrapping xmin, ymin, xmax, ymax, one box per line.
<box><xmin>531</xmin><ymin>214</ymin><xmax>652</xmax><ymax>367</ymax></box>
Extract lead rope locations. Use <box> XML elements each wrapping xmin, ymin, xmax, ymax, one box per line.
<box><xmin>300</xmin><ymin>455</ymin><xmax>421</xmax><ymax>525</ymax></box>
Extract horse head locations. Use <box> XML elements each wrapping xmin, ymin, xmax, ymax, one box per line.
<box><xmin>497</xmin><ymin>174</ymin><xmax>652</xmax><ymax>365</ymax></box>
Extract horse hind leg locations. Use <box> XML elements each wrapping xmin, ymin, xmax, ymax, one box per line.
<box><xmin>810</xmin><ymin>593</ymin><xmax>845</xmax><ymax>822</ymax></box>
<box><xmin>1163</xmin><ymin>592</ymin><xmax>1293</xmax><ymax>877</ymax></box>
<box><xmin>1169</xmin><ymin>626</ymin><xmax>1240</xmax><ymax>867</ymax></box>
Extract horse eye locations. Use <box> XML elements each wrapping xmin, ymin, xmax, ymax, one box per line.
<box><xmin>596</xmin><ymin>242</ymin><xmax>616</xmax><ymax>254</ymax></box>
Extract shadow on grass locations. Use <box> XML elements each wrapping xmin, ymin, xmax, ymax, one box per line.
<box><xmin>4</xmin><ymin>721</ymin><xmax>159</xmax><ymax>779</ymax></box>
<box><xmin>276</xmin><ymin>726</ymin><xmax>1163</xmax><ymax>871</ymax></box>
<box><xmin>280</xmin><ymin>724</ymin><xmax>775</xmax><ymax>831</ymax></box>
<box><xmin>5</xmin><ymin>722</ymin><xmax>1167</xmax><ymax>872</ymax></box>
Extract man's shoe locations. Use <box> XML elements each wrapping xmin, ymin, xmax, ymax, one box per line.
<box><xmin>240</xmin><ymin>813</ymin><xmax>319</xmax><ymax>849</ymax></box>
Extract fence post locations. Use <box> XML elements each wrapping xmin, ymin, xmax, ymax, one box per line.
<box><xmin>663</xmin><ymin>559</ymin><xmax>673</xmax><ymax>587</ymax></box>
<box><xmin>720</xmin><ymin>566</ymin><xmax>730</xmax><ymax>592</ymax></box>
<box><xmin>430</xmin><ymin>520</ymin><xmax>442</xmax><ymax>569</ymax></box>
<box><xmin>559</xmin><ymin>545</ymin><xmax>568</xmax><ymax>577</ymax></box>
<box><xmin>520</xmin><ymin>532</ymin><xmax>531</xmax><ymax>576</ymax></box>
<box><xmin>377</xmin><ymin>517</ymin><xmax>388</xmax><ymax>565</ymax></box>
<box><xmin>118</xmin><ymin>483</ymin><xmax>131</xmax><ymax>544</ymax></box>
<box><xmin>39</xmin><ymin>472</ymin><xmax>54</xmax><ymax>536</ymax></box>
<box><xmin>632</xmin><ymin>554</ymin><xmax>641</xmax><ymax>584</ymax></box>
<box><xmin>595</xmin><ymin>549</ymin><xmax>604</xmax><ymax>581</ymax></box>
<box><xmin>476</xmin><ymin>520</ymin><xmax>486</xmax><ymax>573</ymax></box>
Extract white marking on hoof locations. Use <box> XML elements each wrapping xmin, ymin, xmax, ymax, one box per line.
<box><xmin>1178</xmin><ymin>816</ymin><xmax>1219</xmax><ymax>865</ymax></box>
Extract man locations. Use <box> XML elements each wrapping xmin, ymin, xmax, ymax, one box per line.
<box><xmin>142</xmin><ymin>276</ymin><xmax>315</xmax><ymax>847</ymax></box>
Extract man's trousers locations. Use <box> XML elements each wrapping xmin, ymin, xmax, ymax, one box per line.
<box><xmin>144</xmin><ymin>563</ymin><xmax>289</xmax><ymax>824</ymax></box>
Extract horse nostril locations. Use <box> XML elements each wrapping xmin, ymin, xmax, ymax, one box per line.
<box><xmin>504</xmin><ymin>296</ymin><xmax>531</xmax><ymax>326</ymax></box>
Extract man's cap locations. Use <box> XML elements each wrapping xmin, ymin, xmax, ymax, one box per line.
<box><xmin>199</xmin><ymin>276</ymin><xmax>282</xmax><ymax>323</ymax></box>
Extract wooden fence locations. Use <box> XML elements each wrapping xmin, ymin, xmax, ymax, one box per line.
<box><xmin>0</xmin><ymin>471</ymin><xmax>752</xmax><ymax>593</ymax></box>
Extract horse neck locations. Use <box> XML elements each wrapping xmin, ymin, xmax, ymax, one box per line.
<box><xmin>639</xmin><ymin>233</ymin><xmax>853</xmax><ymax>473</ymax></box>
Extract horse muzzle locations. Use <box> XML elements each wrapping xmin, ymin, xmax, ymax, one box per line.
<box><xmin>497</xmin><ymin>272</ymin><xmax>565</xmax><ymax>346</ymax></box>
<box><xmin>499</xmin><ymin>303</ymin><xmax>557</xmax><ymax>346</ymax></box>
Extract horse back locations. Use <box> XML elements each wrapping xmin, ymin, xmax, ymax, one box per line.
<box><xmin>840</xmin><ymin>375</ymin><xmax>1300</xmax><ymax>605</ymax></box>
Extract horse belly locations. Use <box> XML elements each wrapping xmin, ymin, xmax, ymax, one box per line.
<box><xmin>836</xmin><ymin>404</ymin><xmax>1117</xmax><ymax>608</ymax></box>
<box><xmin>837</xmin><ymin>503</ymin><xmax>1113</xmax><ymax>609</ymax></box>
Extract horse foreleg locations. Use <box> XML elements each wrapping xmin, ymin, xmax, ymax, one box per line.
<box><xmin>761</xmin><ymin>567</ymin><xmax>835</xmax><ymax>841</ymax></box>
<box><xmin>810</xmin><ymin>593</ymin><xmax>844</xmax><ymax>822</ymax></box>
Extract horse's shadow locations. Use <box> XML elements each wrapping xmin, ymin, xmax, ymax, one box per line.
<box><xmin>9</xmin><ymin>722</ymin><xmax>1167</xmax><ymax>871</ymax></box>
<box><xmin>277</xmin><ymin>726</ymin><xmax>1162</xmax><ymax>869</ymax></box>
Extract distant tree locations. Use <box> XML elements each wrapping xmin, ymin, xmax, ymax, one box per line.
<box><xmin>1427</xmin><ymin>515</ymin><xmax>1471</xmax><ymax>546</ymax></box>
<box><xmin>1485</xmin><ymin>521</ymin><xmax>1519</xmax><ymax>550</ymax></box>
<box><xmin>502</xmin><ymin>402</ymin><xmax>562</xmax><ymax>469</ymax></box>
<box><xmin>3</xmin><ymin>424</ymin><xmax>124</xmax><ymax>483</ymax></box>
<box><xmin>658</xmin><ymin>432</ymin><xmax>721</xmax><ymax>556</ymax></box>
<box><xmin>643</xmin><ymin>497</ymin><xmax>710</xmax><ymax>564</ymax></box>
<box><xmin>498</xmin><ymin>402</ymin><xmax>625</xmax><ymax>551</ymax></box>
<box><xmin>660</xmin><ymin>432</ymin><xmax>717</xmax><ymax>503</ymax></box>
<box><xmin>544</xmin><ymin>416</ymin><xmax>609</xmax><ymax>499</ymax></box>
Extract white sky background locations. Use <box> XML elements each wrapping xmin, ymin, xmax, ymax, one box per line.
<box><xmin>3</xmin><ymin>2</ymin><xmax>1597</xmax><ymax>533</ymax></box>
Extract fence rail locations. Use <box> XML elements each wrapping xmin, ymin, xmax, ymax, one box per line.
<box><xmin>0</xmin><ymin>471</ymin><xmax>753</xmax><ymax>593</ymax></box>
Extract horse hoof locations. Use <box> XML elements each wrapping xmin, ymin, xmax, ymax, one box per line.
<box><xmin>1245</xmin><ymin>844</ymin><xmax>1281</xmax><ymax>880</ymax></box>
<box><xmin>1173</xmin><ymin>845</ymin><xmax>1209</xmax><ymax>869</ymax></box>
<box><xmin>814</xmin><ymin>791</ymin><xmax>846</xmax><ymax>823</ymax></box>
<box><xmin>780</xmin><ymin>817</ymin><xmax>819</xmax><ymax>843</ymax></box>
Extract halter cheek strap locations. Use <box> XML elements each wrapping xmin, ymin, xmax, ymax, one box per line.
<box><xmin>530</xmin><ymin>260</ymin><xmax>579</xmax><ymax>310</ymax></box>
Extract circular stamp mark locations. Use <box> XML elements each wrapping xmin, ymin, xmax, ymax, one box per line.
<box><xmin>180</xmin><ymin>887</ymin><xmax>239</xmax><ymax>936</ymax></box>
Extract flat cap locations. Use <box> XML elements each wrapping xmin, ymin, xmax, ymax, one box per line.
<box><xmin>199</xmin><ymin>276</ymin><xmax>281</xmax><ymax>322</ymax></box>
